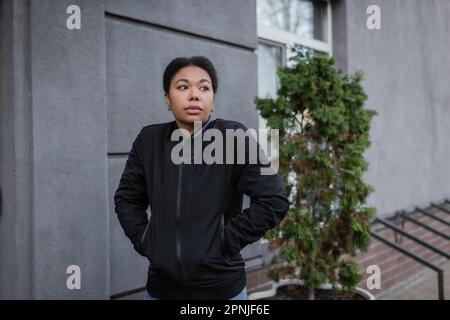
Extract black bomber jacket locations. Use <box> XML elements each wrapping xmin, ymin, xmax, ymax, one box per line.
<box><xmin>114</xmin><ymin>116</ymin><xmax>289</xmax><ymax>299</ymax></box>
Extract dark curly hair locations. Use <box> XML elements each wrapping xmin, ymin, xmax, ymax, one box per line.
<box><xmin>163</xmin><ymin>56</ymin><xmax>218</xmax><ymax>94</ymax></box>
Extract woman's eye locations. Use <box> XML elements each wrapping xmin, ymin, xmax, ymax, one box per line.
<box><xmin>200</xmin><ymin>86</ymin><xmax>210</xmax><ymax>91</ymax></box>
<box><xmin>177</xmin><ymin>85</ymin><xmax>188</xmax><ymax>90</ymax></box>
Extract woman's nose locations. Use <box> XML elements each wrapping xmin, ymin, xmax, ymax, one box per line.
<box><xmin>189</xmin><ymin>87</ymin><xmax>200</xmax><ymax>100</ymax></box>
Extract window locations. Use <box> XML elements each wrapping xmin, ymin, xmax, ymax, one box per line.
<box><xmin>256</xmin><ymin>0</ymin><xmax>332</xmax><ymax>110</ymax></box>
<box><xmin>256</xmin><ymin>0</ymin><xmax>332</xmax><ymax>171</ymax></box>
<box><xmin>256</xmin><ymin>40</ymin><xmax>285</xmax><ymax>129</ymax></box>
<box><xmin>257</xmin><ymin>0</ymin><xmax>328</xmax><ymax>41</ymax></box>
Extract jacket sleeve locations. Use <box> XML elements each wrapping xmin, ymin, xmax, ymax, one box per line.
<box><xmin>114</xmin><ymin>129</ymin><xmax>149</xmax><ymax>256</ymax></box>
<box><xmin>222</xmin><ymin>128</ymin><xmax>290</xmax><ymax>259</ymax></box>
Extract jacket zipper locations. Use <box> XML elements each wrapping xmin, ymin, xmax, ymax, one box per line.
<box><xmin>220</xmin><ymin>215</ymin><xmax>225</xmax><ymax>251</ymax></box>
<box><xmin>176</xmin><ymin>162</ymin><xmax>183</xmax><ymax>276</ymax></box>
<box><xmin>220</xmin><ymin>214</ymin><xmax>230</xmax><ymax>264</ymax></box>
<box><xmin>140</xmin><ymin>219</ymin><xmax>151</xmax><ymax>247</ymax></box>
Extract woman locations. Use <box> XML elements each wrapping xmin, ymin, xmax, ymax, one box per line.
<box><xmin>114</xmin><ymin>56</ymin><xmax>289</xmax><ymax>300</ymax></box>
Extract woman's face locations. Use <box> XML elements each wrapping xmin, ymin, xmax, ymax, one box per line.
<box><xmin>165</xmin><ymin>65</ymin><xmax>214</xmax><ymax>127</ymax></box>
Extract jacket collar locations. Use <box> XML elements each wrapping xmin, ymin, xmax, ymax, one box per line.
<box><xmin>166</xmin><ymin>115</ymin><xmax>215</xmax><ymax>141</ymax></box>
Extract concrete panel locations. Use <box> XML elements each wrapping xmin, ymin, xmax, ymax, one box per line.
<box><xmin>337</xmin><ymin>0</ymin><xmax>450</xmax><ymax>216</ymax></box>
<box><xmin>0</xmin><ymin>0</ymin><xmax>33</xmax><ymax>299</ymax></box>
<box><xmin>331</xmin><ymin>0</ymin><xmax>348</xmax><ymax>72</ymax></box>
<box><xmin>106</xmin><ymin>16</ymin><xmax>258</xmax><ymax>153</ymax></box>
<box><xmin>105</xmin><ymin>0</ymin><xmax>257</xmax><ymax>50</ymax></box>
<box><xmin>108</xmin><ymin>158</ymin><xmax>148</xmax><ymax>295</ymax></box>
<box><xmin>30</xmin><ymin>0</ymin><xmax>109</xmax><ymax>298</ymax></box>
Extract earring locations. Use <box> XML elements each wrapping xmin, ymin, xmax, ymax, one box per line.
<box><xmin>168</xmin><ymin>106</ymin><xmax>172</xmax><ymax>111</ymax></box>
<box><xmin>211</xmin><ymin>104</ymin><xmax>214</xmax><ymax>112</ymax></box>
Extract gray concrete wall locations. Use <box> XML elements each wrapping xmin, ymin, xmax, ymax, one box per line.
<box><xmin>0</xmin><ymin>0</ymin><xmax>33</xmax><ymax>299</ymax></box>
<box><xmin>332</xmin><ymin>0</ymin><xmax>450</xmax><ymax>217</ymax></box>
<box><xmin>1</xmin><ymin>0</ymin><xmax>259</xmax><ymax>298</ymax></box>
<box><xmin>30</xmin><ymin>0</ymin><xmax>109</xmax><ymax>299</ymax></box>
<box><xmin>1</xmin><ymin>0</ymin><xmax>110</xmax><ymax>299</ymax></box>
<box><xmin>331</xmin><ymin>0</ymin><xmax>348</xmax><ymax>72</ymax></box>
<box><xmin>105</xmin><ymin>0</ymin><xmax>257</xmax><ymax>49</ymax></box>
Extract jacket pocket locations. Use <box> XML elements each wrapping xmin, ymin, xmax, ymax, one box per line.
<box><xmin>140</xmin><ymin>220</ymin><xmax>153</xmax><ymax>260</ymax></box>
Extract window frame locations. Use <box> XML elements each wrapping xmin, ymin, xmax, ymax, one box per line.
<box><xmin>256</xmin><ymin>0</ymin><xmax>333</xmax><ymax>127</ymax></box>
<box><xmin>257</xmin><ymin>0</ymin><xmax>333</xmax><ymax>59</ymax></box>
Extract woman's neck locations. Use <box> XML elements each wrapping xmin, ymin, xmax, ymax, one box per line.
<box><xmin>175</xmin><ymin>120</ymin><xmax>194</xmax><ymax>136</ymax></box>
<box><xmin>175</xmin><ymin>116</ymin><xmax>211</xmax><ymax>137</ymax></box>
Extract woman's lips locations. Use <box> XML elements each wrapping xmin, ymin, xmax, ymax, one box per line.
<box><xmin>184</xmin><ymin>107</ymin><xmax>202</xmax><ymax>115</ymax></box>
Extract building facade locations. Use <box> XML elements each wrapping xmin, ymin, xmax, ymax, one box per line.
<box><xmin>0</xmin><ymin>0</ymin><xmax>449</xmax><ymax>299</ymax></box>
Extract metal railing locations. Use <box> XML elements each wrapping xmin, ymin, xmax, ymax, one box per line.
<box><xmin>370</xmin><ymin>199</ymin><xmax>450</xmax><ymax>300</ymax></box>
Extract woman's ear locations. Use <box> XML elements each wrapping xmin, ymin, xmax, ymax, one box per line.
<box><xmin>164</xmin><ymin>93</ymin><xmax>170</xmax><ymax>107</ymax></box>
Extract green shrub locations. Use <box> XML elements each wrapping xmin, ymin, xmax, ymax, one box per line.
<box><xmin>256</xmin><ymin>46</ymin><xmax>378</xmax><ymax>299</ymax></box>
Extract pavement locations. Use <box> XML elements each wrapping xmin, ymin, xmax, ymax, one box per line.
<box><xmin>114</xmin><ymin>260</ymin><xmax>450</xmax><ymax>300</ymax></box>
<box><xmin>379</xmin><ymin>259</ymin><xmax>450</xmax><ymax>300</ymax></box>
